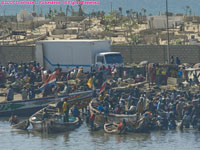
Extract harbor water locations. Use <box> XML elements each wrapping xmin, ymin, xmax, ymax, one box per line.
<box><xmin>1</xmin><ymin>118</ymin><xmax>200</xmax><ymax>150</ymax></box>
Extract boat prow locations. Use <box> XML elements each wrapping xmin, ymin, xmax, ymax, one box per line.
<box><xmin>11</xmin><ymin>120</ymin><xmax>30</xmax><ymax>130</ymax></box>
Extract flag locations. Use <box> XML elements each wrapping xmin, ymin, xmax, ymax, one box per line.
<box><xmin>40</xmin><ymin>71</ymin><xmax>57</xmax><ymax>91</ymax></box>
<box><xmin>87</xmin><ymin>77</ymin><xmax>93</xmax><ymax>89</ymax></box>
<box><xmin>98</xmin><ymin>81</ymin><xmax>106</xmax><ymax>95</ymax></box>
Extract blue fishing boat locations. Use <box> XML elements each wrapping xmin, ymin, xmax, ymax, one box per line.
<box><xmin>0</xmin><ymin>90</ymin><xmax>92</xmax><ymax>117</ymax></box>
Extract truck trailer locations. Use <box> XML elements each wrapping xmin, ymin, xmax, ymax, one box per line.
<box><xmin>35</xmin><ymin>40</ymin><xmax>123</xmax><ymax>72</ymax></box>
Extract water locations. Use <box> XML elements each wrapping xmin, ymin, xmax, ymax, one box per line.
<box><xmin>1</xmin><ymin>118</ymin><xmax>200</xmax><ymax>150</ymax></box>
<box><xmin>0</xmin><ymin>0</ymin><xmax>200</xmax><ymax>16</ymax></box>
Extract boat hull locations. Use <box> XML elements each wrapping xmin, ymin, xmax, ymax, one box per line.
<box><xmin>89</xmin><ymin>101</ymin><xmax>137</xmax><ymax>128</ymax></box>
<box><xmin>0</xmin><ymin>91</ymin><xmax>92</xmax><ymax>117</ymax></box>
<box><xmin>31</xmin><ymin>118</ymin><xmax>81</xmax><ymax>133</ymax></box>
<box><xmin>12</xmin><ymin>120</ymin><xmax>30</xmax><ymax>130</ymax></box>
<box><xmin>30</xmin><ymin>90</ymin><xmax>93</xmax><ymax>133</ymax></box>
<box><xmin>104</xmin><ymin>123</ymin><xmax>119</xmax><ymax>134</ymax></box>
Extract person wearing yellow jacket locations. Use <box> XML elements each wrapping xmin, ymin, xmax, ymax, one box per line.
<box><xmin>63</xmin><ymin>101</ymin><xmax>70</xmax><ymax>122</ymax></box>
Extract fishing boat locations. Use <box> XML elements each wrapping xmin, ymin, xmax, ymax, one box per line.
<box><xmin>89</xmin><ymin>100</ymin><xmax>137</xmax><ymax>128</ymax></box>
<box><xmin>89</xmin><ymin>81</ymin><xmax>147</xmax><ymax>129</ymax></box>
<box><xmin>29</xmin><ymin>91</ymin><xmax>93</xmax><ymax>133</ymax></box>
<box><xmin>104</xmin><ymin>122</ymin><xmax>120</xmax><ymax>134</ymax></box>
<box><xmin>0</xmin><ymin>90</ymin><xmax>92</xmax><ymax>117</ymax></box>
<box><xmin>30</xmin><ymin>108</ymin><xmax>81</xmax><ymax>133</ymax></box>
<box><xmin>11</xmin><ymin>120</ymin><xmax>30</xmax><ymax>130</ymax></box>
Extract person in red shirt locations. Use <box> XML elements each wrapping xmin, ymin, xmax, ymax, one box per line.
<box><xmin>0</xmin><ymin>70</ymin><xmax>5</xmax><ymax>87</ymax></box>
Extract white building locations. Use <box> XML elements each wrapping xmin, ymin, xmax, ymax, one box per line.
<box><xmin>17</xmin><ymin>10</ymin><xmax>33</xmax><ymax>22</ymax></box>
<box><xmin>148</xmin><ymin>16</ymin><xmax>183</xmax><ymax>29</ymax></box>
<box><xmin>17</xmin><ymin>10</ymin><xmax>45</xmax><ymax>22</ymax></box>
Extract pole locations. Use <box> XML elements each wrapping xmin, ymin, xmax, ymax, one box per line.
<box><xmin>110</xmin><ymin>2</ymin><xmax>112</xmax><ymax>12</ymax></box>
<box><xmin>33</xmin><ymin>0</ymin><xmax>35</xmax><ymax>12</ymax></box>
<box><xmin>166</xmin><ymin>0</ymin><xmax>170</xmax><ymax>64</ymax></box>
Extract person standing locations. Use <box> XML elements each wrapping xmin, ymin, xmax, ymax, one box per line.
<box><xmin>71</xmin><ymin>105</ymin><xmax>80</xmax><ymax>120</ymax></box>
<box><xmin>89</xmin><ymin>113</ymin><xmax>96</xmax><ymax>131</ymax></box>
<box><xmin>170</xmin><ymin>56</ymin><xmax>174</xmax><ymax>64</ymax></box>
<box><xmin>176</xmin><ymin>57</ymin><xmax>181</xmax><ymax>65</ymax></box>
<box><xmin>150</xmin><ymin>64</ymin><xmax>156</xmax><ymax>85</ymax></box>
<box><xmin>63</xmin><ymin>101</ymin><xmax>69</xmax><ymax>122</ymax></box>
<box><xmin>29</xmin><ymin>85</ymin><xmax>35</xmax><ymax>99</ymax></box>
<box><xmin>7</xmin><ymin>86</ymin><xmax>14</xmax><ymax>101</ymax></box>
<box><xmin>156</xmin><ymin>64</ymin><xmax>161</xmax><ymax>86</ymax></box>
<box><xmin>56</xmin><ymin>99</ymin><xmax>64</xmax><ymax>114</ymax></box>
<box><xmin>21</xmin><ymin>87</ymin><xmax>28</xmax><ymax>100</ymax></box>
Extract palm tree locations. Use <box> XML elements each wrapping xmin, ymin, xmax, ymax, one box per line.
<box><xmin>100</xmin><ymin>11</ymin><xmax>105</xmax><ymax>22</ymax></box>
<box><xmin>186</xmin><ymin>5</ymin><xmax>190</xmax><ymax>16</ymax></box>
<box><xmin>126</xmin><ymin>10</ymin><xmax>130</xmax><ymax>17</ymax></box>
<box><xmin>53</xmin><ymin>8</ymin><xmax>57</xmax><ymax>16</ymax></box>
<box><xmin>119</xmin><ymin>7</ymin><xmax>122</xmax><ymax>16</ymax></box>
<box><xmin>189</xmin><ymin>9</ymin><xmax>192</xmax><ymax>16</ymax></box>
<box><xmin>129</xmin><ymin>9</ymin><xmax>134</xmax><ymax>20</ymax></box>
<box><xmin>144</xmin><ymin>9</ymin><xmax>146</xmax><ymax>16</ymax></box>
<box><xmin>141</xmin><ymin>8</ymin><xmax>146</xmax><ymax>16</ymax></box>
<box><xmin>60</xmin><ymin>7</ymin><xmax>63</xmax><ymax>13</ymax></box>
<box><xmin>77</xmin><ymin>0</ymin><xmax>84</xmax><ymax>16</ymax></box>
<box><xmin>66</xmin><ymin>5</ymin><xmax>69</xmax><ymax>16</ymax></box>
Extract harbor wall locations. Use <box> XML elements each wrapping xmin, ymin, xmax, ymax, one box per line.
<box><xmin>111</xmin><ymin>45</ymin><xmax>200</xmax><ymax>64</ymax></box>
<box><xmin>0</xmin><ymin>46</ymin><xmax>35</xmax><ymax>65</ymax></box>
<box><xmin>0</xmin><ymin>45</ymin><xmax>199</xmax><ymax>66</ymax></box>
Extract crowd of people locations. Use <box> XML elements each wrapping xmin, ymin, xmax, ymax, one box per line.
<box><xmin>0</xmin><ymin>61</ymin><xmax>124</xmax><ymax>101</ymax></box>
<box><xmin>0</xmin><ymin>61</ymin><xmax>42</xmax><ymax>101</ymax></box>
<box><xmin>91</xmin><ymin>81</ymin><xmax>200</xmax><ymax>132</ymax></box>
<box><xmin>147</xmin><ymin>62</ymin><xmax>200</xmax><ymax>87</ymax></box>
<box><xmin>1</xmin><ymin>60</ymin><xmax>200</xmax><ymax>133</ymax></box>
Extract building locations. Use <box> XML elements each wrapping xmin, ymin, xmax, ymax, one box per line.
<box><xmin>17</xmin><ymin>10</ymin><xmax>45</xmax><ymax>22</ymax></box>
<box><xmin>148</xmin><ymin>16</ymin><xmax>183</xmax><ymax>29</ymax></box>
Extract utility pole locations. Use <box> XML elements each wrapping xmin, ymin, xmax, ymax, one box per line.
<box><xmin>110</xmin><ymin>2</ymin><xmax>112</xmax><ymax>12</ymax></box>
<box><xmin>166</xmin><ymin>0</ymin><xmax>170</xmax><ymax>64</ymax></box>
<box><xmin>33</xmin><ymin>0</ymin><xmax>35</xmax><ymax>12</ymax></box>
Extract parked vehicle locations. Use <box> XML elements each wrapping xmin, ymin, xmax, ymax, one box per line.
<box><xmin>35</xmin><ymin>40</ymin><xmax>124</xmax><ymax>72</ymax></box>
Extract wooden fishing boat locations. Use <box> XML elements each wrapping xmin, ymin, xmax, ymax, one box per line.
<box><xmin>48</xmin><ymin>116</ymin><xmax>81</xmax><ymax>133</ymax></box>
<box><xmin>11</xmin><ymin>120</ymin><xmax>30</xmax><ymax>130</ymax></box>
<box><xmin>29</xmin><ymin>91</ymin><xmax>93</xmax><ymax>133</ymax></box>
<box><xmin>89</xmin><ymin>100</ymin><xmax>137</xmax><ymax>128</ymax></box>
<box><xmin>89</xmin><ymin>82</ymin><xmax>147</xmax><ymax>128</ymax></box>
<box><xmin>104</xmin><ymin>122</ymin><xmax>127</xmax><ymax>134</ymax></box>
<box><xmin>29</xmin><ymin>105</ymin><xmax>81</xmax><ymax>133</ymax></box>
<box><xmin>0</xmin><ymin>90</ymin><xmax>92</xmax><ymax>117</ymax></box>
<box><xmin>104</xmin><ymin>122</ymin><xmax>119</xmax><ymax>134</ymax></box>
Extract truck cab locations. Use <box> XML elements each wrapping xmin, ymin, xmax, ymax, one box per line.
<box><xmin>95</xmin><ymin>52</ymin><xmax>124</xmax><ymax>69</ymax></box>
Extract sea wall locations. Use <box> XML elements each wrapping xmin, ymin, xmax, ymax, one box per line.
<box><xmin>0</xmin><ymin>46</ymin><xmax>35</xmax><ymax>65</ymax></box>
<box><xmin>0</xmin><ymin>45</ymin><xmax>199</xmax><ymax>66</ymax></box>
<box><xmin>111</xmin><ymin>45</ymin><xmax>200</xmax><ymax>64</ymax></box>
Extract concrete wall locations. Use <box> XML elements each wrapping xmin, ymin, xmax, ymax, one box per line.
<box><xmin>148</xmin><ymin>16</ymin><xmax>183</xmax><ymax>29</ymax></box>
<box><xmin>0</xmin><ymin>46</ymin><xmax>35</xmax><ymax>65</ymax></box>
<box><xmin>111</xmin><ymin>45</ymin><xmax>200</xmax><ymax>64</ymax></box>
<box><xmin>53</xmin><ymin>16</ymin><xmax>85</xmax><ymax>22</ymax></box>
<box><xmin>0</xmin><ymin>45</ymin><xmax>199</xmax><ymax>66</ymax></box>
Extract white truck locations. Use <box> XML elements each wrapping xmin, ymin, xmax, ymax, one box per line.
<box><xmin>35</xmin><ymin>40</ymin><xmax>123</xmax><ymax>72</ymax></box>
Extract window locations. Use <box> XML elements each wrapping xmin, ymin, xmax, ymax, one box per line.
<box><xmin>105</xmin><ymin>54</ymin><xmax>123</xmax><ymax>64</ymax></box>
<box><xmin>97</xmin><ymin>56</ymin><xmax>104</xmax><ymax>64</ymax></box>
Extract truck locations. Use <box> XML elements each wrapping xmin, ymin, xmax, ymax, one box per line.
<box><xmin>35</xmin><ymin>40</ymin><xmax>123</xmax><ymax>72</ymax></box>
